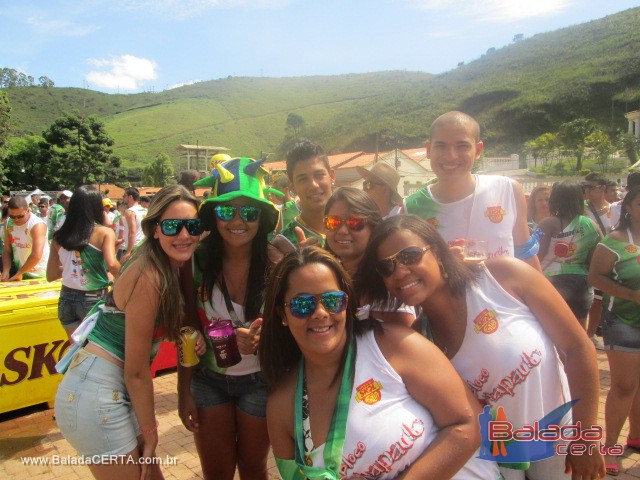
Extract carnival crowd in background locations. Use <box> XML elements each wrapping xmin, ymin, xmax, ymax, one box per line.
<box><xmin>2</xmin><ymin>111</ymin><xmax>640</xmax><ymax>479</ymax></box>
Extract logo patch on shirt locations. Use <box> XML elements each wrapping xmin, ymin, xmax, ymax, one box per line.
<box><xmin>355</xmin><ymin>378</ymin><xmax>383</xmax><ymax>405</ymax></box>
<box><xmin>554</xmin><ymin>241</ymin><xmax>576</xmax><ymax>258</ymax></box>
<box><xmin>624</xmin><ymin>244</ymin><xmax>638</xmax><ymax>254</ymax></box>
<box><xmin>473</xmin><ymin>309</ymin><xmax>499</xmax><ymax>334</ymax></box>
<box><xmin>484</xmin><ymin>206</ymin><xmax>506</xmax><ymax>224</ymax></box>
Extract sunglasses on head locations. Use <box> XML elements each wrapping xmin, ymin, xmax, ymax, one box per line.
<box><xmin>324</xmin><ymin>215</ymin><xmax>366</xmax><ymax>232</ymax></box>
<box><xmin>284</xmin><ymin>291</ymin><xmax>348</xmax><ymax>319</ymax></box>
<box><xmin>159</xmin><ymin>218</ymin><xmax>203</xmax><ymax>236</ymax></box>
<box><xmin>214</xmin><ymin>205</ymin><xmax>261</xmax><ymax>222</ymax></box>
<box><xmin>9</xmin><ymin>213</ymin><xmax>26</xmax><ymax>220</ymax></box>
<box><xmin>376</xmin><ymin>245</ymin><xmax>431</xmax><ymax>277</ymax></box>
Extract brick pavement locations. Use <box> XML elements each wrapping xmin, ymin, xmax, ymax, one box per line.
<box><xmin>1</xmin><ymin>351</ymin><xmax>639</xmax><ymax>479</ymax></box>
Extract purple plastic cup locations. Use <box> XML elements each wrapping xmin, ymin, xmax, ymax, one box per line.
<box><xmin>205</xmin><ymin>319</ymin><xmax>241</xmax><ymax>368</ymax></box>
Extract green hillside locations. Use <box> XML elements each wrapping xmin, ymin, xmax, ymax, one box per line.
<box><xmin>5</xmin><ymin>6</ymin><xmax>640</xmax><ymax>168</ymax></box>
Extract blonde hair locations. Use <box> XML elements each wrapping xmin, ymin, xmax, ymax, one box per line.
<box><xmin>130</xmin><ymin>184</ymin><xmax>200</xmax><ymax>341</ymax></box>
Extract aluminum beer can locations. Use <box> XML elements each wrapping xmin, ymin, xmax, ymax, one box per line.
<box><xmin>178</xmin><ymin>327</ymin><xmax>199</xmax><ymax>367</ymax></box>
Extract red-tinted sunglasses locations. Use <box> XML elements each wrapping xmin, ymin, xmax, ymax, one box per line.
<box><xmin>324</xmin><ymin>215</ymin><xmax>366</xmax><ymax>232</ymax></box>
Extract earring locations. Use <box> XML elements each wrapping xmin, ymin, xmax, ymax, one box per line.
<box><xmin>282</xmin><ymin>321</ymin><xmax>288</xmax><ymax>326</ymax></box>
<box><xmin>438</xmin><ymin>261</ymin><xmax>449</xmax><ymax>279</ymax></box>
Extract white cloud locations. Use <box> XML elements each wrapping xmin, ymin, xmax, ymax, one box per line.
<box><xmin>85</xmin><ymin>55</ymin><xmax>158</xmax><ymax>91</ymax></box>
<box><xmin>27</xmin><ymin>15</ymin><xmax>100</xmax><ymax>36</ymax></box>
<box><xmin>118</xmin><ymin>0</ymin><xmax>291</xmax><ymax>19</ymax></box>
<box><xmin>408</xmin><ymin>0</ymin><xmax>573</xmax><ymax>22</ymax></box>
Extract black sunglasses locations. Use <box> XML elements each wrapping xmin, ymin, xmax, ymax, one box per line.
<box><xmin>9</xmin><ymin>213</ymin><xmax>26</xmax><ymax>220</ymax></box>
<box><xmin>376</xmin><ymin>246</ymin><xmax>431</xmax><ymax>277</ymax></box>
<box><xmin>159</xmin><ymin>218</ymin><xmax>203</xmax><ymax>236</ymax></box>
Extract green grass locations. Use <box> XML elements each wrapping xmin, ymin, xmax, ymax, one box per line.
<box><xmin>4</xmin><ymin>7</ymin><xmax>640</xmax><ymax>169</ymax></box>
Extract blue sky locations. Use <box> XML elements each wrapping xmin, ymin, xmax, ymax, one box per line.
<box><xmin>1</xmin><ymin>0</ymin><xmax>638</xmax><ymax>93</ymax></box>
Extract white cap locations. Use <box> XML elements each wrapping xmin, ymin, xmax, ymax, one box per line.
<box><xmin>60</xmin><ymin>190</ymin><xmax>73</xmax><ymax>198</ymax></box>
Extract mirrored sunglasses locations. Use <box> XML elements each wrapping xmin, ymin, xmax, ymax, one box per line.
<box><xmin>214</xmin><ymin>205</ymin><xmax>261</xmax><ymax>222</ymax></box>
<box><xmin>375</xmin><ymin>246</ymin><xmax>431</xmax><ymax>278</ymax></box>
<box><xmin>159</xmin><ymin>218</ymin><xmax>203</xmax><ymax>236</ymax></box>
<box><xmin>324</xmin><ymin>215</ymin><xmax>366</xmax><ymax>232</ymax></box>
<box><xmin>284</xmin><ymin>291</ymin><xmax>348</xmax><ymax>319</ymax></box>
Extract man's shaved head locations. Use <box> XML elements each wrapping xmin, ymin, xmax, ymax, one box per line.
<box><xmin>430</xmin><ymin>111</ymin><xmax>481</xmax><ymax>142</ymax></box>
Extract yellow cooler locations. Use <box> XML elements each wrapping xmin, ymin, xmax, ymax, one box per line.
<box><xmin>0</xmin><ymin>288</ymin><xmax>69</xmax><ymax>414</ymax></box>
<box><xmin>0</xmin><ymin>278</ymin><xmax>62</xmax><ymax>296</ymax></box>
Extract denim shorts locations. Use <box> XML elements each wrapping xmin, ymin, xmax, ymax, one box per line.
<box><xmin>190</xmin><ymin>368</ymin><xmax>268</xmax><ymax>418</ymax></box>
<box><xmin>54</xmin><ymin>349</ymin><xmax>140</xmax><ymax>459</ymax></box>
<box><xmin>58</xmin><ymin>288</ymin><xmax>103</xmax><ymax>328</ymax></box>
<box><xmin>602</xmin><ymin>309</ymin><xmax>640</xmax><ymax>352</ymax></box>
<box><xmin>548</xmin><ymin>274</ymin><xmax>593</xmax><ymax>319</ymax></box>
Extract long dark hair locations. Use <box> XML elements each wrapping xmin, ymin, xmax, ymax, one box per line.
<box><xmin>53</xmin><ymin>185</ymin><xmax>104</xmax><ymax>251</ymax></box>
<box><xmin>616</xmin><ymin>186</ymin><xmax>640</xmax><ymax>232</ymax></box>
<box><xmin>549</xmin><ymin>180</ymin><xmax>584</xmax><ymax>221</ymax></box>
<box><xmin>259</xmin><ymin>246</ymin><xmax>364</xmax><ymax>390</ymax></box>
<box><xmin>196</xmin><ymin>197</ymin><xmax>270</xmax><ymax>321</ymax></box>
<box><xmin>356</xmin><ymin>215</ymin><xmax>476</xmax><ymax>309</ymax></box>
<box><xmin>129</xmin><ymin>184</ymin><xmax>200</xmax><ymax>342</ymax></box>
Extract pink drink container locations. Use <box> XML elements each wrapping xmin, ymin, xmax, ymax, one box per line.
<box><xmin>205</xmin><ymin>319</ymin><xmax>241</xmax><ymax>368</ymax></box>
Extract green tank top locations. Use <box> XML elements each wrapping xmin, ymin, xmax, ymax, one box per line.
<box><xmin>59</xmin><ymin>244</ymin><xmax>110</xmax><ymax>291</ymax></box>
<box><xmin>87</xmin><ymin>297</ymin><xmax>164</xmax><ymax>362</ymax></box>
<box><xmin>600</xmin><ymin>233</ymin><xmax>640</xmax><ymax>327</ymax></box>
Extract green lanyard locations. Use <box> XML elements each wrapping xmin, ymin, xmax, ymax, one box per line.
<box><xmin>293</xmin><ymin>341</ymin><xmax>354</xmax><ymax>479</ymax></box>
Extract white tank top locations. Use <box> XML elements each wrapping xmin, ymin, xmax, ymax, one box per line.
<box><xmin>122</xmin><ymin>204</ymin><xmax>147</xmax><ymax>249</ymax></box>
<box><xmin>6</xmin><ymin>214</ymin><xmax>49</xmax><ymax>278</ymax></box>
<box><xmin>407</xmin><ymin>175</ymin><xmax>517</xmax><ymax>258</ymax></box>
<box><xmin>451</xmin><ymin>265</ymin><xmax>570</xmax><ymax>430</ymax></box>
<box><xmin>309</xmin><ymin>330</ymin><xmax>500</xmax><ymax>479</ymax></box>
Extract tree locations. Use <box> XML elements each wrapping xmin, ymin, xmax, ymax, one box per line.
<box><xmin>41</xmin><ymin>114</ymin><xmax>120</xmax><ymax>188</ymax></box>
<box><xmin>38</xmin><ymin>76</ymin><xmax>55</xmax><ymax>88</ymax></box>
<box><xmin>513</xmin><ymin>34</ymin><xmax>524</xmax><ymax>42</ymax></box>
<box><xmin>617</xmin><ymin>132</ymin><xmax>639</xmax><ymax>165</ymax></box>
<box><xmin>3</xmin><ymin>135</ymin><xmax>49</xmax><ymax>190</ymax></box>
<box><xmin>585</xmin><ymin>130</ymin><xmax>615</xmax><ymax>172</ymax></box>
<box><xmin>286</xmin><ymin>113</ymin><xmax>305</xmax><ymax>138</ymax></box>
<box><xmin>0</xmin><ymin>92</ymin><xmax>11</xmax><ymax>191</ymax></box>
<box><xmin>524</xmin><ymin>132</ymin><xmax>557</xmax><ymax>168</ymax></box>
<box><xmin>557</xmin><ymin>118</ymin><xmax>597</xmax><ymax>171</ymax></box>
<box><xmin>142</xmin><ymin>153</ymin><xmax>175</xmax><ymax>186</ymax></box>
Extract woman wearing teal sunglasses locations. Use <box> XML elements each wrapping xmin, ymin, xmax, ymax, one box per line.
<box><xmin>54</xmin><ymin>184</ymin><xmax>202</xmax><ymax>480</ymax></box>
<box><xmin>178</xmin><ymin>157</ymin><xmax>280</xmax><ymax>480</ymax></box>
<box><xmin>259</xmin><ymin>246</ymin><xmax>500</xmax><ymax>479</ymax></box>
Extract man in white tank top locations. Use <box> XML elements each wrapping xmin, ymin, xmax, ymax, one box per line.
<box><xmin>121</xmin><ymin>187</ymin><xmax>147</xmax><ymax>262</ymax></box>
<box><xmin>404</xmin><ymin>111</ymin><xmax>541</xmax><ymax>270</ymax></box>
<box><xmin>1</xmin><ymin>196</ymin><xmax>50</xmax><ymax>280</ymax></box>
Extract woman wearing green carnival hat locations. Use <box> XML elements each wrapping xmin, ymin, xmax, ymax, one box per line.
<box><xmin>178</xmin><ymin>157</ymin><xmax>279</xmax><ymax>480</ymax></box>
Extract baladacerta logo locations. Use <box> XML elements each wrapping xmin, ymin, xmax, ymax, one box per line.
<box><xmin>478</xmin><ymin>400</ymin><xmax>621</xmax><ymax>462</ymax></box>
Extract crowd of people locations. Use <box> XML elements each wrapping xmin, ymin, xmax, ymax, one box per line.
<box><xmin>2</xmin><ymin>110</ymin><xmax>639</xmax><ymax>479</ymax></box>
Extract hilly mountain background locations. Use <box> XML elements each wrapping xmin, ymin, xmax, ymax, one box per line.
<box><xmin>5</xmin><ymin>6</ymin><xmax>640</xmax><ymax>169</ymax></box>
